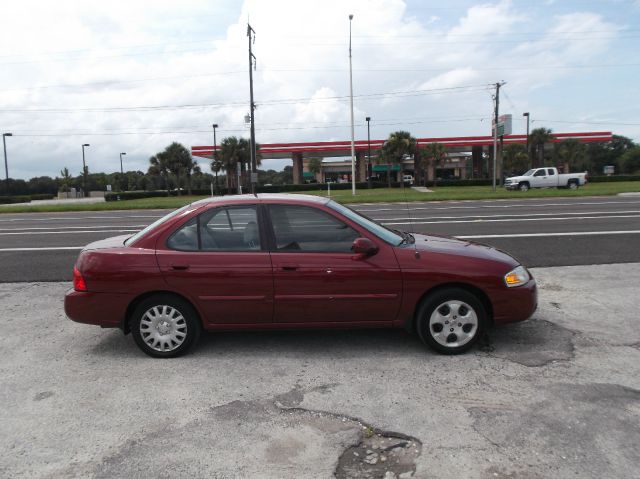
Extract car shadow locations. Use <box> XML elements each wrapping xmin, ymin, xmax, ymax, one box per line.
<box><xmin>89</xmin><ymin>318</ymin><xmax>563</xmax><ymax>362</ymax></box>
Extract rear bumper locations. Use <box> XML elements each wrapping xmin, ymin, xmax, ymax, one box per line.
<box><xmin>64</xmin><ymin>289</ymin><xmax>132</xmax><ymax>328</ymax></box>
<box><xmin>492</xmin><ymin>279</ymin><xmax>538</xmax><ymax>325</ymax></box>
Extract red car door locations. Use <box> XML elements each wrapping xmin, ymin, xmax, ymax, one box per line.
<box><xmin>266</xmin><ymin>203</ymin><xmax>402</xmax><ymax>325</ymax></box>
<box><xmin>156</xmin><ymin>204</ymin><xmax>273</xmax><ymax>325</ymax></box>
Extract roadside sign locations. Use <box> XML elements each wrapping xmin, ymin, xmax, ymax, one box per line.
<box><xmin>251</xmin><ymin>172</ymin><xmax>258</xmax><ymax>183</ymax></box>
<box><xmin>496</xmin><ymin>114</ymin><xmax>512</xmax><ymax>137</ymax></box>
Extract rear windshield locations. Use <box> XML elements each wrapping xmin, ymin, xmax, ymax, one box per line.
<box><xmin>124</xmin><ymin>204</ymin><xmax>195</xmax><ymax>246</ymax></box>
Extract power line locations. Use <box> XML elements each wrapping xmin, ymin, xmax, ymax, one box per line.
<box><xmin>0</xmin><ymin>84</ymin><xmax>491</xmax><ymax>114</ymax></box>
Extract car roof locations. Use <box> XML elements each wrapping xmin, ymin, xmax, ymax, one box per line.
<box><xmin>190</xmin><ymin>193</ymin><xmax>332</xmax><ymax>208</ymax></box>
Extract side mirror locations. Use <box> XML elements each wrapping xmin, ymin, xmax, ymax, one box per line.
<box><xmin>351</xmin><ymin>237</ymin><xmax>379</xmax><ymax>258</ymax></box>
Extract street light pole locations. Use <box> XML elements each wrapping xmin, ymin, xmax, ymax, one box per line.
<box><xmin>365</xmin><ymin>117</ymin><xmax>372</xmax><ymax>189</ymax></box>
<box><xmin>348</xmin><ymin>14</ymin><xmax>356</xmax><ymax>196</ymax></box>
<box><xmin>523</xmin><ymin>112</ymin><xmax>530</xmax><ymax>168</ymax></box>
<box><xmin>3</xmin><ymin>133</ymin><xmax>12</xmax><ymax>194</ymax></box>
<box><xmin>119</xmin><ymin>152</ymin><xmax>126</xmax><ymax>192</ymax></box>
<box><xmin>82</xmin><ymin>143</ymin><xmax>90</xmax><ymax>197</ymax></box>
<box><xmin>212</xmin><ymin>123</ymin><xmax>219</xmax><ymax>194</ymax></box>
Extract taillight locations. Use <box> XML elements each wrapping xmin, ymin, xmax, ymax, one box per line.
<box><xmin>73</xmin><ymin>266</ymin><xmax>87</xmax><ymax>292</ymax></box>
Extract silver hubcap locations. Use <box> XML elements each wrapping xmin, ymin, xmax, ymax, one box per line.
<box><xmin>140</xmin><ymin>305</ymin><xmax>187</xmax><ymax>352</ymax></box>
<box><xmin>429</xmin><ymin>300</ymin><xmax>478</xmax><ymax>348</ymax></box>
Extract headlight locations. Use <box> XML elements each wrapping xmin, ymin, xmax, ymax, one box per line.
<box><xmin>504</xmin><ymin>265</ymin><xmax>530</xmax><ymax>287</ymax></box>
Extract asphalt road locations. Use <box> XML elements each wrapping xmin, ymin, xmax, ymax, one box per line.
<box><xmin>1</xmin><ymin>196</ymin><xmax>639</xmax><ymax>282</ymax></box>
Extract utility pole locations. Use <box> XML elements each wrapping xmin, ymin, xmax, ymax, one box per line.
<box><xmin>247</xmin><ymin>23</ymin><xmax>257</xmax><ymax>195</ymax></box>
<box><xmin>348</xmin><ymin>14</ymin><xmax>356</xmax><ymax>196</ymax></box>
<box><xmin>492</xmin><ymin>82</ymin><xmax>505</xmax><ymax>192</ymax></box>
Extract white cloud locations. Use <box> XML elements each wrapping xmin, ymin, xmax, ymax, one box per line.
<box><xmin>0</xmin><ymin>0</ymin><xmax>636</xmax><ymax>179</ymax></box>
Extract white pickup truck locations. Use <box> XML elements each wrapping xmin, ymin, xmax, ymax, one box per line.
<box><xmin>504</xmin><ymin>167</ymin><xmax>588</xmax><ymax>192</ymax></box>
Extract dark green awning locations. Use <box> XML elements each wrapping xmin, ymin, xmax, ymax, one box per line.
<box><xmin>372</xmin><ymin>164</ymin><xmax>401</xmax><ymax>172</ymax></box>
<box><xmin>303</xmin><ymin>172</ymin><xmax>315</xmax><ymax>178</ymax></box>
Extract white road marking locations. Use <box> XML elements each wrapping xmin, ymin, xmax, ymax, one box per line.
<box><xmin>356</xmin><ymin>200</ymin><xmax>640</xmax><ymax>212</ymax></box>
<box><xmin>0</xmin><ymin>215</ymin><xmax>161</xmax><ymax>222</ymax></box>
<box><xmin>0</xmin><ymin>229</ymin><xmax>139</xmax><ymax>236</ymax></box>
<box><xmin>457</xmin><ymin>230</ymin><xmax>640</xmax><ymax>239</ymax></box>
<box><xmin>373</xmin><ymin>210</ymin><xmax>640</xmax><ymax>222</ymax></box>
<box><xmin>382</xmin><ymin>214</ymin><xmax>640</xmax><ymax>225</ymax></box>
<box><xmin>0</xmin><ymin>225</ymin><xmax>147</xmax><ymax>232</ymax></box>
<box><xmin>0</xmin><ymin>246</ymin><xmax>83</xmax><ymax>252</ymax></box>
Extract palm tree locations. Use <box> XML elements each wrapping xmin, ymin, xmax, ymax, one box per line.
<box><xmin>422</xmin><ymin>142</ymin><xmax>447</xmax><ymax>187</ymax></box>
<box><xmin>58</xmin><ymin>167</ymin><xmax>72</xmax><ymax>193</ymax></box>
<box><xmin>148</xmin><ymin>143</ymin><xmax>197</xmax><ymax>195</ymax></box>
<box><xmin>211</xmin><ymin>159</ymin><xmax>223</xmax><ymax>194</ymax></box>
<box><xmin>503</xmin><ymin>144</ymin><xmax>529</xmax><ymax>176</ymax></box>
<box><xmin>307</xmin><ymin>158</ymin><xmax>322</xmax><ymax>182</ymax></box>
<box><xmin>529</xmin><ymin>128</ymin><xmax>554</xmax><ymax>168</ymax></box>
<box><xmin>553</xmin><ymin>139</ymin><xmax>588</xmax><ymax>173</ymax></box>
<box><xmin>148</xmin><ymin>153</ymin><xmax>169</xmax><ymax>190</ymax></box>
<box><xmin>379</xmin><ymin>131</ymin><xmax>417</xmax><ymax>187</ymax></box>
<box><xmin>218</xmin><ymin>137</ymin><xmax>261</xmax><ymax>192</ymax></box>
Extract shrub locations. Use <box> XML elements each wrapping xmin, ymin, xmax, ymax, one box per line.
<box><xmin>0</xmin><ymin>195</ymin><xmax>31</xmax><ymax>204</ymax></box>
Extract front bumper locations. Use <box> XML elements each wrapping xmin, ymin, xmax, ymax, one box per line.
<box><xmin>491</xmin><ymin>279</ymin><xmax>538</xmax><ymax>325</ymax></box>
<box><xmin>64</xmin><ymin>289</ymin><xmax>131</xmax><ymax>329</ymax></box>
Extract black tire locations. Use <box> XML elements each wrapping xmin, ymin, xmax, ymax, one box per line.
<box><xmin>416</xmin><ymin>288</ymin><xmax>487</xmax><ymax>355</ymax></box>
<box><xmin>130</xmin><ymin>295</ymin><xmax>202</xmax><ymax>358</ymax></box>
<box><xmin>568</xmin><ymin>181</ymin><xmax>578</xmax><ymax>190</ymax></box>
<box><xmin>519</xmin><ymin>182</ymin><xmax>530</xmax><ymax>192</ymax></box>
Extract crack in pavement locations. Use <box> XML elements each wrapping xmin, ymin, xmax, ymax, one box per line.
<box><xmin>468</xmin><ymin>382</ymin><xmax>640</xmax><ymax>479</ymax></box>
<box><xmin>480</xmin><ymin>319</ymin><xmax>575</xmax><ymax>367</ymax></box>
<box><xmin>83</xmin><ymin>385</ymin><xmax>423</xmax><ymax>479</ymax></box>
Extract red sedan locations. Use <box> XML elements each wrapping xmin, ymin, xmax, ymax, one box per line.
<box><xmin>65</xmin><ymin>194</ymin><xmax>537</xmax><ymax>357</ymax></box>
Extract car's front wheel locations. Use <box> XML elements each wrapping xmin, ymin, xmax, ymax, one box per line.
<box><xmin>417</xmin><ymin>288</ymin><xmax>486</xmax><ymax>354</ymax></box>
<box><xmin>130</xmin><ymin>295</ymin><xmax>201</xmax><ymax>358</ymax></box>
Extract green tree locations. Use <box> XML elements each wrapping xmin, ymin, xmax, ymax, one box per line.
<box><xmin>502</xmin><ymin>144</ymin><xmax>529</xmax><ymax>176</ymax></box>
<box><xmin>422</xmin><ymin>142</ymin><xmax>447</xmax><ymax>187</ymax></box>
<box><xmin>554</xmin><ymin>139</ymin><xmax>588</xmax><ymax>173</ymax></box>
<box><xmin>218</xmin><ymin>137</ymin><xmax>261</xmax><ymax>192</ymax></box>
<box><xmin>58</xmin><ymin>168</ymin><xmax>72</xmax><ymax>193</ymax></box>
<box><xmin>586</xmin><ymin>135</ymin><xmax>636</xmax><ymax>175</ymax></box>
<box><xmin>379</xmin><ymin>131</ymin><xmax>417</xmax><ymax>187</ymax></box>
<box><xmin>148</xmin><ymin>143</ymin><xmax>197</xmax><ymax>195</ymax></box>
<box><xmin>211</xmin><ymin>159</ymin><xmax>223</xmax><ymax>194</ymax></box>
<box><xmin>620</xmin><ymin>147</ymin><xmax>640</xmax><ymax>174</ymax></box>
<box><xmin>307</xmin><ymin>158</ymin><xmax>322</xmax><ymax>181</ymax></box>
<box><xmin>529</xmin><ymin>127</ymin><xmax>554</xmax><ymax>167</ymax></box>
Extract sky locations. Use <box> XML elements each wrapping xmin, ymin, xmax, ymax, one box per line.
<box><xmin>0</xmin><ymin>0</ymin><xmax>639</xmax><ymax>179</ymax></box>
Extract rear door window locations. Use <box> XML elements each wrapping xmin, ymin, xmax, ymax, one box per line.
<box><xmin>199</xmin><ymin>206</ymin><xmax>261</xmax><ymax>251</ymax></box>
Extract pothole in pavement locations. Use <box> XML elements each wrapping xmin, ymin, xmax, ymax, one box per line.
<box><xmin>275</xmin><ymin>386</ymin><xmax>422</xmax><ymax>479</ymax></box>
<box><xmin>335</xmin><ymin>429</ymin><xmax>421</xmax><ymax>479</ymax></box>
<box><xmin>480</xmin><ymin>319</ymin><xmax>575</xmax><ymax>367</ymax></box>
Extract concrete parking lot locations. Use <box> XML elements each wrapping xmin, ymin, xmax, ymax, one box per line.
<box><xmin>1</xmin><ymin>263</ymin><xmax>639</xmax><ymax>478</ymax></box>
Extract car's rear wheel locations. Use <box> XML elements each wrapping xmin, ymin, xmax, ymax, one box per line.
<box><xmin>568</xmin><ymin>181</ymin><xmax>578</xmax><ymax>190</ymax></box>
<box><xmin>417</xmin><ymin>288</ymin><xmax>486</xmax><ymax>355</ymax></box>
<box><xmin>130</xmin><ymin>295</ymin><xmax>201</xmax><ymax>358</ymax></box>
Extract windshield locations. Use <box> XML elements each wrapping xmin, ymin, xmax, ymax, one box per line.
<box><xmin>124</xmin><ymin>204</ymin><xmax>195</xmax><ymax>246</ymax></box>
<box><xmin>523</xmin><ymin>169</ymin><xmax>534</xmax><ymax>176</ymax></box>
<box><xmin>327</xmin><ymin>200</ymin><xmax>403</xmax><ymax>245</ymax></box>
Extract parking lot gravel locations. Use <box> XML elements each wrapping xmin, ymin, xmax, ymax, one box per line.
<box><xmin>1</xmin><ymin>263</ymin><xmax>639</xmax><ymax>478</ymax></box>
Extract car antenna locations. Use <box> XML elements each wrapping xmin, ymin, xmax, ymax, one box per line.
<box><xmin>401</xmin><ymin>168</ymin><xmax>420</xmax><ymax>259</ymax></box>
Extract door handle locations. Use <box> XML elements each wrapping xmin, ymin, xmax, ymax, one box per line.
<box><xmin>281</xmin><ymin>265</ymin><xmax>298</xmax><ymax>271</ymax></box>
<box><xmin>171</xmin><ymin>264</ymin><xmax>190</xmax><ymax>271</ymax></box>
